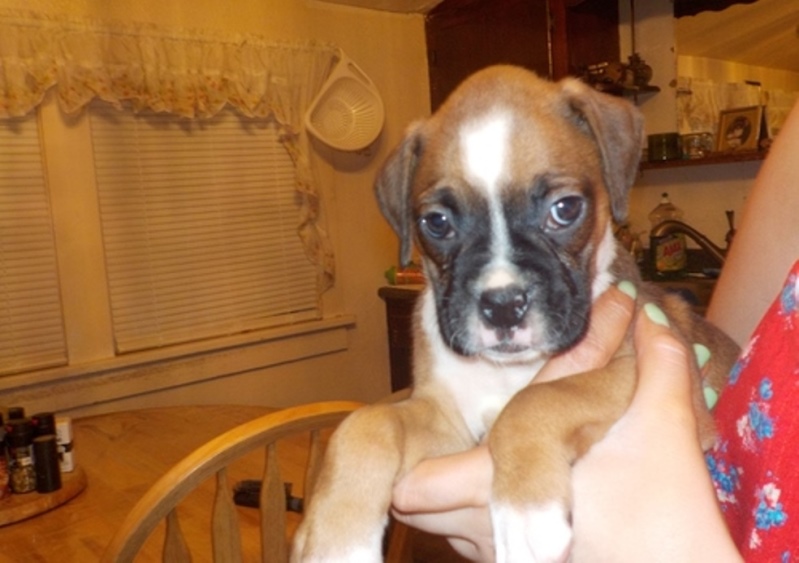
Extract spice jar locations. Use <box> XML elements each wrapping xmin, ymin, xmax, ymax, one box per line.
<box><xmin>6</xmin><ymin>419</ymin><xmax>36</xmax><ymax>494</ymax></box>
<box><xmin>55</xmin><ymin>416</ymin><xmax>75</xmax><ymax>472</ymax></box>
<box><xmin>0</xmin><ymin>414</ymin><xmax>10</xmax><ymax>499</ymax></box>
<box><xmin>34</xmin><ymin>435</ymin><xmax>62</xmax><ymax>493</ymax></box>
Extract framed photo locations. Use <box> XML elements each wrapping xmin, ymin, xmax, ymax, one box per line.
<box><xmin>716</xmin><ymin>106</ymin><xmax>765</xmax><ymax>152</ymax></box>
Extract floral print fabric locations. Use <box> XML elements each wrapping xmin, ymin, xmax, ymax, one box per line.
<box><xmin>0</xmin><ymin>9</ymin><xmax>337</xmax><ymax>121</ymax></box>
<box><xmin>708</xmin><ymin>260</ymin><xmax>799</xmax><ymax>560</ymax></box>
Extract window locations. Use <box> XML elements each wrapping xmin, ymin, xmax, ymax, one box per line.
<box><xmin>90</xmin><ymin>104</ymin><xmax>320</xmax><ymax>353</ymax></box>
<box><xmin>0</xmin><ymin>116</ymin><xmax>68</xmax><ymax>375</ymax></box>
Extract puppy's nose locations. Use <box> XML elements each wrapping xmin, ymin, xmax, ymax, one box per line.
<box><xmin>479</xmin><ymin>286</ymin><xmax>529</xmax><ymax>328</ymax></box>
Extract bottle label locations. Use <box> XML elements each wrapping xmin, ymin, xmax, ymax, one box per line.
<box><xmin>8</xmin><ymin>446</ymin><xmax>36</xmax><ymax>493</ymax></box>
<box><xmin>653</xmin><ymin>234</ymin><xmax>687</xmax><ymax>273</ymax></box>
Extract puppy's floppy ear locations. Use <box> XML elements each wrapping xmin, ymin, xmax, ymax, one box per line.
<box><xmin>374</xmin><ymin>121</ymin><xmax>424</xmax><ymax>267</ymax></box>
<box><xmin>559</xmin><ymin>78</ymin><xmax>644</xmax><ymax>223</ymax></box>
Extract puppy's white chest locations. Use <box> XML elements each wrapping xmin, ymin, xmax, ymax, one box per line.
<box><xmin>442</xmin><ymin>358</ymin><xmax>542</xmax><ymax>441</ymax></box>
<box><xmin>420</xmin><ymin>291</ymin><xmax>544</xmax><ymax>441</ymax></box>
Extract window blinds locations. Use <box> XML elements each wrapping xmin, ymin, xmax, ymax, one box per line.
<box><xmin>90</xmin><ymin>105</ymin><xmax>320</xmax><ymax>353</ymax></box>
<box><xmin>0</xmin><ymin>117</ymin><xmax>68</xmax><ymax>375</ymax></box>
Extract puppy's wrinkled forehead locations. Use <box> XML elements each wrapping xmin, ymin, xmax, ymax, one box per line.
<box><xmin>418</xmin><ymin>83</ymin><xmax>599</xmax><ymax>199</ymax></box>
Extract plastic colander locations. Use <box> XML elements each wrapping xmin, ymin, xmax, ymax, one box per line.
<box><xmin>305</xmin><ymin>51</ymin><xmax>385</xmax><ymax>151</ymax></box>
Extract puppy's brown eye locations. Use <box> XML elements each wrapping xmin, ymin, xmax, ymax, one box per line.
<box><xmin>547</xmin><ymin>196</ymin><xmax>584</xmax><ymax>229</ymax></box>
<box><xmin>420</xmin><ymin>212</ymin><xmax>453</xmax><ymax>239</ymax></box>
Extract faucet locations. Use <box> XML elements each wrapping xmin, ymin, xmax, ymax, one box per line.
<box><xmin>649</xmin><ymin>220</ymin><xmax>727</xmax><ymax>266</ymax></box>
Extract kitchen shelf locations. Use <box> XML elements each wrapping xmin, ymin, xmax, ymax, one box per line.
<box><xmin>641</xmin><ymin>149</ymin><xmax>767</xmax><ymax>170</ymax></box>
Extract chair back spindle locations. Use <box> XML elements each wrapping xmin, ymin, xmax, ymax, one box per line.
<box><xmin>102</xmin><ymin>401</ymin><xmax>366</xmax><ymax>562</ymax></box>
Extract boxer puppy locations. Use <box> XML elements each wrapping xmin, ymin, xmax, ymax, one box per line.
<box><xmin>292</xmin><ymin>65</ymin><xmax>739</xmax><ymax>562</ymax></box>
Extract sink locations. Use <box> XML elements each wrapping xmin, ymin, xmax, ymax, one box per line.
<box><xmin>640</xmin><ymin>248</ymin><xmax>720</xmax><ymax>315</ymax></box>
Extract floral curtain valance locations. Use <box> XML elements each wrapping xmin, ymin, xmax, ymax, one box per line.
<box><xmin>0</xmin><ymin>10</ymin><xmax>338</xmax><ymax>126</ymax></box>
<box><xmin>0</xmin><ymin>9</ymin><xmax>339</xmax><ymax>291</ymax></box>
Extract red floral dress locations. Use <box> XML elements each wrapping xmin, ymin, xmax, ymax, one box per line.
<box><xmin>707</xmin><ymin>260</ymin><xmax>799</xmax><ymax>561</ymax></box>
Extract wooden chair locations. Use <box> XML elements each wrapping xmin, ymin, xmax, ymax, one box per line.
<box><xmin>101</xmin><ymin>400</ymin><xmax>412</xmax><ymax>562</ymax></box>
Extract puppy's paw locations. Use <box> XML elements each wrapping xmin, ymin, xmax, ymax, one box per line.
<box><xmin>291</xmin><ymin>516</ymin><xmax>385</xmax><ymax>563</ymax></box>
<box><xmin>491</xmin><ymin>501</ymin><xmax>572</xmax><ymax>563</ymax></box>
<box><xmin>291</xmin><ymin>546</ymin><xmax>381</xmax><ymax>563</ymax></box>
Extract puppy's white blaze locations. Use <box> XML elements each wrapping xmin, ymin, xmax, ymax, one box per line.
<box><xmin>461</xmin><ymin>114</ymin><xmax>510</xmax><ymax>195</ymax></box>
<box><xmin>483</xmin><ymin>266</ymin><xmax>516</xmax><ymax>289</ymax></box>
<box><xmin>461</xmin><ymin>113</ymin><xmax>519</xmax><ymax>293</ymax></box>
<box><xmin>591</xmin><ymin>224</ymin><xmax>618</xmax><ymax>300</ymax></box>
<box><xmin>484</xmin><ymin>207</ymin><xmax>516</xmax><ymax>292</ymax></box>
<box><xmin>492</xmin><ymin>501</ymin><xmax>572</xmax><ymax>563</ymax></box>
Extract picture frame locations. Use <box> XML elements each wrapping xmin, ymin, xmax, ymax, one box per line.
<box><xmin>716</xmin><ymin>105</ymin><xmax>766</xmax><ymax>152</ymax></box>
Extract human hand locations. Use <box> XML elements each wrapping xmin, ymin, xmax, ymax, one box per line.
<box><xmin>570</xmin><ymin>302</ymin><xmax>741</xmax><ymax>561</ymax></box>
<box><xmin>391</xmin><ymin>282</ymin><xmax>637</xmax><ymax>561</ymax></box>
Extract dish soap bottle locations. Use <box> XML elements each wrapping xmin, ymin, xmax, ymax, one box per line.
<box><xmin>648</xmin><ymin>192</ymin><xmax>687</xmax><ymax>279</ymax></box>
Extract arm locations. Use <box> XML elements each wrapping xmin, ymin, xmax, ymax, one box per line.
<box><xmin>707</xmin><ymin>101</ymin><xmax>799</xmax><ymax>345</ymax></box>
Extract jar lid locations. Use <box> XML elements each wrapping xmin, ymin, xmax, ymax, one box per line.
<box><xmin>5</xmin><ymin>418</ymin><xmax>34</xmax><ymax>447</ymax></box>
<box><xmin>32</xmin><ymin>412</ymin><xmax>56</xmax><ymax>436</ymax></box>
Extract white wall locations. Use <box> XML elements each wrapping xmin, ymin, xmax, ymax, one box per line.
<box><xmin>4</xmin><ymin>0</ymin><xmax>430</xmax><ymax>416</ymax></box>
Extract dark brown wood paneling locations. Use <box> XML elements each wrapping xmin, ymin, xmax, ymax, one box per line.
<box><xmin>425</xmin><ymin>0</ymin><xmax>621</xmax><ymax>108</ymax></box>
<box><xmin>425</xmin><ymin>0</ymin><xmax>551</xmax><ymax>110</ymax></box>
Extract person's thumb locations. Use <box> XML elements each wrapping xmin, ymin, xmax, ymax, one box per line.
<box><xmin>629</xmin><ymin>303</ymin><xmax>698</xmax><ymax>426</ymax></box>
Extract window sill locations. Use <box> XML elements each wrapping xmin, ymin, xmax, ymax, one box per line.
<box><xmin>0</xmin><ymin>315</ymin><xmax>356</xmax><ymax>413</ymax></box>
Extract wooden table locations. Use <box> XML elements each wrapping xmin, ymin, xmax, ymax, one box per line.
<box><xmin>0</xmin><ymin>405</ymin><xmax>301</xmax><ymax>562</ymax></box>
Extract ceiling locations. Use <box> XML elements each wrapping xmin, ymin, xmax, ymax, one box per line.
<box><xmin>317</xmin><ymin>0</ymin><xmax>799</xmax><ymax>74</ymax></box>
<box><xmin>314</xmin><ymin>0</ymin><xmax>441</xmax><ymax>12</ymax></box>
<box><xmin>675</xmin><ymin>0</ymin><xmax>799</xmax><ymax>73</ymax></box>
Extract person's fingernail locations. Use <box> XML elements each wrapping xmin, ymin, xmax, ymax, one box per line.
<box><xmin>703</xmin><ymin>385</ymin><xmax>719</xmax><ymax>410</ymax></box>
<box><xmin>617</xmin><ymin>280</ymin><xmax>637</xmax><ymax>300</ymax></box>
<box><xmin>643</xmin><ymin>302</ymin><xmax>669</xmax><ymax>327</ymax></box>
<box><xmin>693</xmin><ymin>343</ymin><xmax>711</xmax><ymax>369</ymax></box>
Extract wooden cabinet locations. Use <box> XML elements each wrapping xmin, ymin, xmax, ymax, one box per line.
<box><xmin>378</xmin><ymin>286</ymin><xmax>421</xmax><ymax>391</ymax></box>
<box><xmin>425</xmin><ymin>0</ymin><xmax>620</xmax><ymax>110</ymax></box>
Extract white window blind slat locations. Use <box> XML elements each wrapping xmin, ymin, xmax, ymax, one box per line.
<box><xmin>90</xmin><ymin>104</ymin><xmax>320</xmax><ymax>353</ymax></box>
<box><xmin>0</xmin><ymin>117</ymin><xmax>68</xmax><ymax>376</ymax></box>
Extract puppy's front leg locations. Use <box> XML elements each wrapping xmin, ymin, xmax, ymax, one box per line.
<box><xmin>489</xmin><ymin>357</ymin><xmax>636</xmax><ymax>563</ymax></box>
<box><xmin>292</xmin><ymin>397</ymin><xmax>471</xmax><ymax>563</ymax></box>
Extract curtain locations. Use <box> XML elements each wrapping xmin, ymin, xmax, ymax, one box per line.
<box><xmin>0</xmin><ymin>8</ymin><xmax>339</xmax><ymax>290</ymax></box>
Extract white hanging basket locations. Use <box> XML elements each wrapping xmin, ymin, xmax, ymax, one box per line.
<box><xmin>305</xmin><ymin>51</ymin><xmax>385</xmax><ymax>151</ymax></box>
